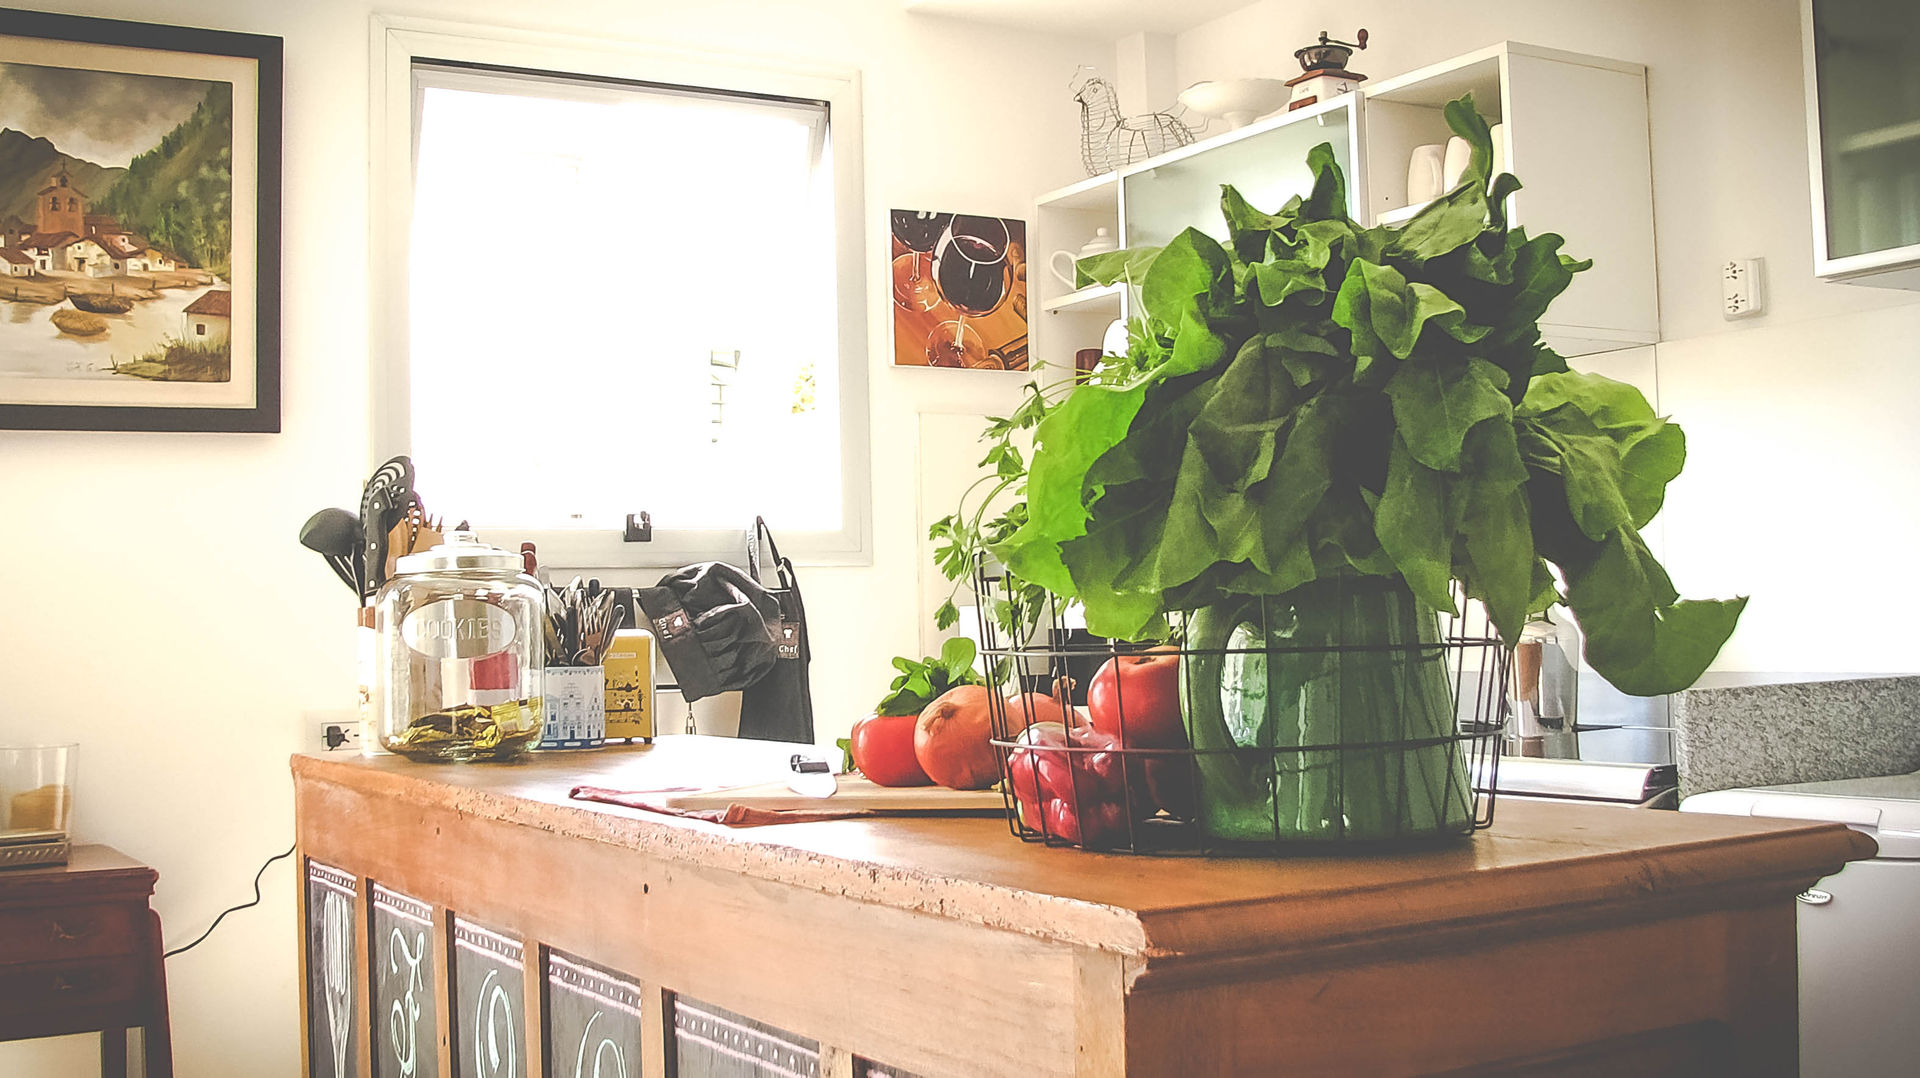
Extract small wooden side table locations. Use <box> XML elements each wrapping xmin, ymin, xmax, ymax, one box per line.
<box><xmin>0</xmin><ymin>844</ymin><xmax>173</xmax><ymax>1078</ymax></box>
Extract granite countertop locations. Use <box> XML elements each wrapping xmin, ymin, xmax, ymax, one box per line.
<box><xmin>1673</xmin><ymin>673</ymin><xmax>1920</xmax><ymax>798</ymax></box>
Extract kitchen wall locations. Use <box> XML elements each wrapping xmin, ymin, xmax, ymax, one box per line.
<box><xmin>0</xmin><ymin>1</ymin><xmax>1097</xmax><ymax>1073</ymax></box>
<box><xmin>1165</xmin><ymin>0</ymin><xmax>1920</xmax><ymax>674</ymax></box>
<box><xmin>4</xmin><ymin>0</ymin><xmax>1913</xmax><ymax>1072</ymax></box>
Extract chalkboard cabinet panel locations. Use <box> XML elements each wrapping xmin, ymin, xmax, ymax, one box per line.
<box><xmin>545</xmin><ymin>949</ymin><xmax>645</xmax><ymax>1078</ymax></box>
<box><xmin>451</xmin><ymin>917</ymin><xmax>526</xmax><ymax>1078</ymax></box>
<box><xmin>670</xmin><ymin>994</ymin><xmax>819</xmax><ymax>1078</ymax></box>
<box><xmin>305</xmin><ymin>860</ymin><xmax>360</xmax><ymax>1078</ymax></box>
<box><xmin>370</xmin><ymin>883</ymin><xmax>438</xmax><ymax>1078</ymax></box>
<box><xmin>296</xmin><ymin>740</ymin><xmax>1860</xmax><ymax>1077</ymax></box>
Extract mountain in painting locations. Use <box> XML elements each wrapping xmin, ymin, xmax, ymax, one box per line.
<box><xmin>93</xmin><ymin>83</ymin><xmax>234</xmax><ymax>276</ymax></box>
<box><xmin>0</xmin><ymin>129</ymin><xmax>125</xmax><ymax>225</ymax></box>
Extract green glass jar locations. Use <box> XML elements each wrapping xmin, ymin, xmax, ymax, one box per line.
<box><xmin>1179</xmin><ymin>575</ymin><xmax>1475</xmax><ymax>845</ymax></box>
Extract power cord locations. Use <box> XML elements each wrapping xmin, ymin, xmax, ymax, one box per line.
<box><xmin>164</xmin><ymin>843</ymin><xmax>296</xmax><ymax>959</ymax></box>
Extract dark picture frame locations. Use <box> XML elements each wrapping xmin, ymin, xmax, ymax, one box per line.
<box><xmin>0</xmin><ymin>7</ymin><xmax>281</xmax><ymax>432</ymax></box>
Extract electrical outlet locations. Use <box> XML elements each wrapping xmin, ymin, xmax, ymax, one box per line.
<box><xmin>310</xmin><ymin>710</ymin><xmax>363</xmax><ymax>752</ymax></box>
<box><xmin>1722</xmin><ymin>258</ymin><xmax>1765</xmax><ymax>319</ymax></box>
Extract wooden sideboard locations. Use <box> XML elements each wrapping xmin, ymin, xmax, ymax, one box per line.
<box><xmin>292</xmin><ymin>736</ymin><xmax>1873</xmax><ymax>1077</ymax></box>
<box><xmin>0</xmin><ymin>844</ymin><xmax>173</xmax><ymax>1077</ymax></box>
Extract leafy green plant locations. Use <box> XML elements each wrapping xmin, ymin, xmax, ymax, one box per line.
<box><xmin>928</xmin><ymin>382</ymin><xmax>1059</xmax><ymax>642</ymax></box>
<box><xmin>874</xmin><ymin>637</ymin><xmax>985</xmax><ymax>716</ymax></box>
<box><xmin>990</xmin><ymin>93</ymin><xmax>1743</xmax><ymax>698</ymax></box>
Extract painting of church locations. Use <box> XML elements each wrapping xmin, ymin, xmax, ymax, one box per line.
<box><xmin>0</xmin><ymin>166</ymin><xmax>188</xmax><ymax>279</ymax></box>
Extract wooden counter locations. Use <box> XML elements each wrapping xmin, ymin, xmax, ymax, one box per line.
<box><xmin>292</xmin><ymin>736</ymin><xmax>1873</xmax><ymax>1078</ymax></box>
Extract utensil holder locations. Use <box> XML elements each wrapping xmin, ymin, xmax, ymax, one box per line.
<box><xmin>540</xmin><ymin>666</ymin><xmax>606</xmax><ymax>749</ymax></box>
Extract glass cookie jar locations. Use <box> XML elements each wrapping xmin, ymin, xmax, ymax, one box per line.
<box><xmin>375</xmin><ymin>532</ymin><xmax>545</xmax><ymax>761</ymax></box>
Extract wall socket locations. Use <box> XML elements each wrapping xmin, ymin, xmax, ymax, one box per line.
<box><xmin>309</xmin><ymin>710</ymin><xmax>363</xmax><ymax>752</ymax></box>
<box><xmin>1722</xmin><ymin>258</ymin><xmax>1765</xmax><ymax>319</ymax></box>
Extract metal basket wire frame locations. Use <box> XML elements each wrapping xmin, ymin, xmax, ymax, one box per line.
<box><xmin>972</xmin><ymin>557</ymin><xmax>1510</xmax><ymax>854</ymax></box>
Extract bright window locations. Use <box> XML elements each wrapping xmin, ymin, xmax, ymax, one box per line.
<box><xmin>376</xmin><ymin>28</ymin><xmax>869</xmax><ymax>569</ymax></box>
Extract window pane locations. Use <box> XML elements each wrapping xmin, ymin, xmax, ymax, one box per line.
<box><xmin>408</xmin><ymin>67</ymin><xmax>842</xmax><ymax>531</ymax></box>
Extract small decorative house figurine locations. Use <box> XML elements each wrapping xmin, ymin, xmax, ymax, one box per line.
<box><xmin>1286</xmin><ymin>29</ymin><xmax>1368</xmax><ymax>111</ymax></box>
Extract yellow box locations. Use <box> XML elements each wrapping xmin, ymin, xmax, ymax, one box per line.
<box><xmin>602</xmin><ymin>628</ymin><xmax>656</xmax><ymax>741</ymax></box>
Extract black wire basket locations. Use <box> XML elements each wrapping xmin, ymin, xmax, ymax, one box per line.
<box><xmin>972</xmin><ymin>558</ymin><xmax>1510</xmax><ymax>853</ymax></box>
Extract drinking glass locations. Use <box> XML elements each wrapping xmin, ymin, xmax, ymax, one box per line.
<box><xmin>932</xmin><ymin>215</ymin><xmax>1010</xmax><ymax>317</ymax></box>
<box><xmin>924</xmin><ymin>320</ymin><xmax>987</xmax><ymax>368</ymax></box>
<box><xmin>890</xmin><ymin>210</ymin><xmax>949</xmax><ymax>312</ymax></box>
<box><xmin>1</xmin><ymin>744</ymin><xmax>77</xmax><ymax>838</ymax></box>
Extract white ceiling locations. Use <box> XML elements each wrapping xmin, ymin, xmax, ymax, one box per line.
<box><xmin>902</xmin><ymin>0</ymin><xmax>1255</xmax><ymax>38</ymax></box>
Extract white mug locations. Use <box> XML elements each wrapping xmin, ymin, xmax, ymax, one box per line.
<box><xmin>1442</xmin><ymin>136</ymin><xmax>1473</xmax><ymax>190</ymax></box>
<box><xmin>1407</xmin><ymin>144</ymin><xmax>1445</xmax><ymax>204</ymax></box>
<box><xmin>1049</xmin><ymin>250</ymin><xmax>1081</xmax><ymax>289</ymax></box>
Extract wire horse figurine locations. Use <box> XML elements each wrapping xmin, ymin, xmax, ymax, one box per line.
<box><xmin>1071</xmin><ymin>67</ymin><xmax>1200</xmax><ymax>177</ymax></box>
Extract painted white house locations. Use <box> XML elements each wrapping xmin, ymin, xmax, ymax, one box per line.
<box><xmin>0</xmin><ymin>249</ymin><xmax>34</xmax><ymax>277</ymax></box>
<box><xmin>95</xmin><ymin>231</ymin><xmax>178</xmax><ymax>274</ymax></box>
<box><xmin>181</xmin><ymin>289</ymin><xmax>231</xmax><ymax>346</ymax></box>
<box><xmin>20</xmin><ymin>231</ymin><xmax>75</xmax><ymax>273</ymax></box>
<box><xmin>53</xmin><ymin>236</ymin><xmax>110</xmax><ymax>276</ymax></box>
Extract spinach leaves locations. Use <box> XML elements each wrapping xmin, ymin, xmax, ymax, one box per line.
<box><xmin>989</xmin><ymin>93</ymin><xmax>1742</xmax><ymax>697</ymax></box>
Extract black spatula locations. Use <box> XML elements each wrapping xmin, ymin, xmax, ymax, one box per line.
<box><xmin>299</xmin><ymin>508</ymin><xmax>363</xmax><ymax>596</ymax></box>
<box><xmin>358</xmin><ymin>456</ymin><xmax>414</xmax><ymax>601</ymax></box>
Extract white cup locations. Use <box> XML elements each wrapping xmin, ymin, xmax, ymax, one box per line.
<box><xmin>1407</xmin><ymin>144</ymin><xmax>1446</xmax><ymax>204</ymax></box>
<box><xmin>1049</xmin><ymin>250</ymin><xmax>1081</xmax><ymax>289</ymax></box>
<box><xmin>1442</xmin><ymin>136</ymin><xmax>1473</xmax><ymax>190</ymax></box>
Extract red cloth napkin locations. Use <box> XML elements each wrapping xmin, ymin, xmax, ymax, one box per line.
<box><xmin>569</xmin><ymin>784</ymin><xmax>870</xmax><ymax>827</ymax></box>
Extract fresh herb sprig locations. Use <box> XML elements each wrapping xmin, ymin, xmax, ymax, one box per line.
<box><xmin>874</xmin><ymin>637</ymin><xmax>985</xmax><ymax>716</ymax></box>
<box><xmin>928</xmin><ymin>380</ymin><xmax>1063</xmax><ymax>642</ymax></box>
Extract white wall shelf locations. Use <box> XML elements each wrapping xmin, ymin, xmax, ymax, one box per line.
<box><xmin>1041</xmin><ymin>282</ymin><xmax>1123</xmax><ymax>314</ymax></box>
<box><xmin>1036</xmin><ymin>172</ymin><xmax>1118</xmax><ymax>213</ymax></box>
<box><xmin>1836</xmin><ymin>118</ymin><xmax>1920</xmax><ymax>155</ymax></box>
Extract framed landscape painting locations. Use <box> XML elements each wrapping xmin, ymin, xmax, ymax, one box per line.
<box><xmin>0</xmin><ymin>7</ymin><xmax>281</xmax><ymax>432</ymax></box>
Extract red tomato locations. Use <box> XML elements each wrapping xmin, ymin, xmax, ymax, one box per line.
<box><xmin>849</xmin><ymin>713</ymin><xmax>931</xmax><ymax>787</ymax></box>
<box><xmin>1087</xmin><ymin>649</ymin><xmax>1186</xmax><ymax>748</ymax></box>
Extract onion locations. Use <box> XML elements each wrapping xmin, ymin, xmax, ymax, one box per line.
<box><xmin>914</xmin><ymin>685</ymin><xmax>1000</xmax><ymax>789</ymax></box>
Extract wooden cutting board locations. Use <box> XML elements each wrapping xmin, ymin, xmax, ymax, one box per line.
<box><xmin>660</xmin><ymin>775</ymin><xmax>1005</xmax><ymax>814</ymax></box>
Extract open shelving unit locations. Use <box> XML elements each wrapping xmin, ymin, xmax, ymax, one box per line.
<box><xmin>1361</xmin><ymin>42</ymin><xmax>1657</xmax><ymax>356</ymax></box>
<box><xmin>1033</xmin><ymin>41</ymin><xmax>1661</xmax><ymax>363</ymax></box>
<box><xmin>1031</xmin><ymin>173</ymin><xmax>1122</xmax><ymax>373</ymax></box>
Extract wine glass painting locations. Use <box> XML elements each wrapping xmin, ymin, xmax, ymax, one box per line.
<box><xmin>890</xmin><ymin>208</ymin><xmax>1028</xmax><ymax>370</ymax></box>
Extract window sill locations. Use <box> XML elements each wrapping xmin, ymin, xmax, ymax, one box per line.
<box><xmin>472</xmin><ymin>524</ymin><xmax>872</xmax><ymax>575</ymax></box>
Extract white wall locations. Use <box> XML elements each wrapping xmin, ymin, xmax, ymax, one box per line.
<box><xmin>1163</xmin><ymin>0</ymin><xmax>1920</xmax><ymax>674</ymax></box>
<box><xmin>0</xmin><ymin>1</ymin><xmax>1099</xmax><ymax>1073</ymax></box>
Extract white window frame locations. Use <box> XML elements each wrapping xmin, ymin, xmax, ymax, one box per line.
<box><xmin>370</xmin><ymin>15</ymin><xmax>871</xmax><ymax>569</ymax></box>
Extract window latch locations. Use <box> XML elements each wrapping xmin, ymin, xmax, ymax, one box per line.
<box><xmin>624</xmin><ymin>512</ymin><xmax>653</xmax><ymax>543</ymax></box>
